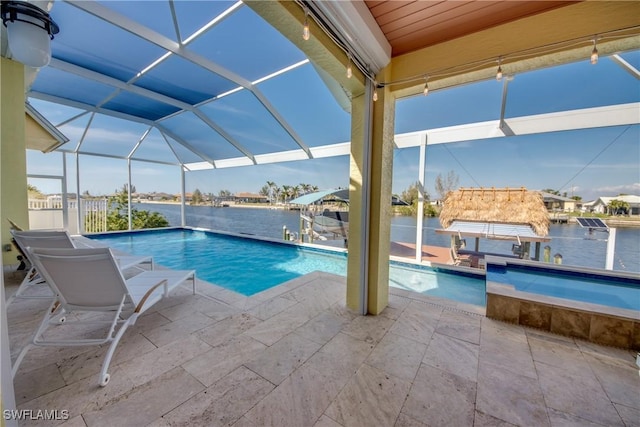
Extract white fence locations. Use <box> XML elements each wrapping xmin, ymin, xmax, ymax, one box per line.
<box><xmin>28</xmin><ymin>198</ymin><xmax>109</xmax><ymax>234</ymax></box>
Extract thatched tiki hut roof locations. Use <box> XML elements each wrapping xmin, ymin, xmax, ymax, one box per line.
<box><xmin>440</xmin><ymin>187</ymin><xmax>550</xmax><ymax>236</ymax></box>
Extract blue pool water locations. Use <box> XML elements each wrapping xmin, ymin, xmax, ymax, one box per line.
<box><xmin>487</xmin><ymin>264</ymin><xmax>640</xmax><ymax>311</ymax></box>
<box><xmin>89</xmin><ymin>228</ymin><xmax>485</xmax><ymax>304</ymax></box>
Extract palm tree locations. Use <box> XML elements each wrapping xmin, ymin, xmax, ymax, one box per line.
<box><xmin>292</xmin><ymin>185</ymin><xmax>301</xmax><ymax>199</ymax></box>
<box><xmin>281</xmin><ymin>185</ymin><xmax>291</xmax><ymax>204</ymax></box>
<box><xmin>266</xmin><ymin>181</ymin><xmax>276</xmax><ymax>205</ymax></box>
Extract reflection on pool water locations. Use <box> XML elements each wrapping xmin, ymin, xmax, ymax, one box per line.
<box><xmin>487</xmin><ymin>263</ymin><xmax>640</xmax><ymax>311</ymax></box>
<box><xmin>89</xmin><ymin>228</ymin><xmax>485</xmax><ymax>305</ymax></box>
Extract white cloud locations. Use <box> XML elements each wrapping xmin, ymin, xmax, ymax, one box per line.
<box><xmin>592</xmin><ymin>182</ymin><xmax>640</xmax><ymax>195</ymax></box>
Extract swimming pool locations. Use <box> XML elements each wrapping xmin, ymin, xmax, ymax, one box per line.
<box><xmin>484</xmin><ymin>257</ymin><xmax>640</xmax><ymax>350</ymax></box>
<box><xmin>486</xmin><ymin>262</ymin><xmax>640</xmax><ymax>311</ymax></box>
<box><xmin>88</xmin><ymin>228</ymin><xmax>485</xmax><ymax>305</ymax></box>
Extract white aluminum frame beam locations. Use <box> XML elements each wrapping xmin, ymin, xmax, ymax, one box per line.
<box><xmin>394</xmin><ymin>103</ymin><xmax>640</xmax><ymax>148</ymax></box>
<box><xmin>66</xmin><ymin>1</ymin><xmax>313</xmax><ymax>158</ymax></box>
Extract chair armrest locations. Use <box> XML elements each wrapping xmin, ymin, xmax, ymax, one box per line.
<box><xmin>134</xmin><ymin>279</ymin><xmax>168</xmax><ymax>313</ymax></box>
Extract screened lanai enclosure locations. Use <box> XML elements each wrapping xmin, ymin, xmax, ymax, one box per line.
<box><xmin>2</xmin><ymin>0</ymin><xmax>639</xmax><ymax>313</ymax></box>
<box><xmin>17</xmin><ymin>1</ymin><xmax>639</xmax><ymax>261</ymax></box>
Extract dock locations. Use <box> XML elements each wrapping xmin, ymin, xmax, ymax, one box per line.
<box><xmin>390</xmin><ymin>242</ymin><xmax>453</xmax><ymax>264</ymax></box>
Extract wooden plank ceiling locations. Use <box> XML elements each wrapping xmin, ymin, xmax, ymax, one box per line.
<box><xmin>364</xmin><ymin>1</ymin><xmax>579</xmax><ymax>56</ymax></box>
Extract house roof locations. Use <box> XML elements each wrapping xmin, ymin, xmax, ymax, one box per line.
<box><xmin>540</xmin><ymin>192</ymin><xmax>576</xmax><ymax>203</ymax></box>
<box><xmin>594</xmin><ymin>195</ymin><xmax>640</xmax><ymax>206</ymax></box>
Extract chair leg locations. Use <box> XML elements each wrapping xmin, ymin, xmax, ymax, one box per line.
<box><xmin>11</xmin><ymin>343</ymin><xmax>33</xmax><ymax>378</ymax></box>
<box><xmin>98</xmin><ymin>316</ymin><xmax>136</xmax><ymax>387</ymax></box>
<box><xmin>12</xmin><ymin>299</ymin><xmax>59</xmax><ymax>376</ymax></box>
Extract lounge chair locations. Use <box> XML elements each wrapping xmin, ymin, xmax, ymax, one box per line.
<box><xmin>7</xmin><ymin>230</ymin><xmax>153</xmax><ymax>305</ymax></box>
<box><xmin>450</xmin><ymin>247</ymin><xmax>472</xmax><ymax>267</ymax></box>
<box><xmin>12</xmin><ymin>247</ymin><xmax>196</xmax><ymax>386</ymax></box>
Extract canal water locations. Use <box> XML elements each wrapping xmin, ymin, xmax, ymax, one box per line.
<box><xmin>136</xmin><ymin>203</ymin><xmax>640</xmax><ymax>273</ymax></box>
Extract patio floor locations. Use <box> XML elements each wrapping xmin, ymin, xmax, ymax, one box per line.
<box><xmin>4</xmin><ymin>261</ymin><xmax>639</xmax><ymax>427</ymax></box>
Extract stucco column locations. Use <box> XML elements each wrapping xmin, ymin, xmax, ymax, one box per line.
<box><xmin>347</xmin><ymin>74</ymin><xmax>395</xmax><ymax>315</ymax></box>
<box><xmin>1</xmin><ymin>58</ymin><xmax>29</xmax><ymax>265</ymax></box>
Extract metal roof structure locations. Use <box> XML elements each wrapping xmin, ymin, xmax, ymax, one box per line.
<box><xmin>435</xmin><ymin>220</ymin><xmax>551</xmax><ymax>243</ymax></box>
<box><xmin>22</xmin><ymin>1</ymin><xmax>353</xmax><ymax>169</ymax></box>
<box><xmin>289</xmin><ymin>188</ymin><xmax>349</xmax><ymax>206</ymax></box>
<box><xmin>7</xmin><ymin>0</ymin><xmax>637</xmax><ymax>175</ymax></box>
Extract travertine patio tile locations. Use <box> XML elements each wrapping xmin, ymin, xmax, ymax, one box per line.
<box><xmin>82</xmin><ymin>367</ymin><xmax>203</xmax><ymax>427</ymax></box>
<box><xmin>13</xmin><ymin>362</ymin><xmax>66</xmax><ymax>406</ymax></box>
<box><xmin>208</xmin><ymin>288</ymin><xmax>252</xmax><ymax>310</ymax></box>
<box><xmin>182</xmin><ymin>335</ymin><xmax>266</xmax><ymax>387</ymax></box>
<box><xmin>245</xmin><ymin>295</ymin><xmax>297</xmax><ymax>320</ymax></box>
<box><xmin>582</xmin><ymin>352</ymin><xmax>640</xmax><ymax>410</ymax></box>
<box><xmin>479</xmin><ymin>321</ymin><xmax>537</xmax><ymax>379</ymax></box>
<box><xmin>389</xmin><ymin>301</ymin><xmax>440</xmax><ymax>345</ymax></box>
<box><xmin>283</xmin><ymin>280</ymin><xmax>342</xmax><ymax>310</ymax></box>
<box><xmin>158</xmin><ymin>295</ymin><xmax>229</xmax><ymax>322</ymax></box>
<box><xmin>231</xmin><ymin>416</ymin><xmax>259</xmax><ymax>427</ymax></box>
<box><xmin>16</xmin><ymin>366</ymin><xmax>134</xmax><ymax>426</ymax></box>
<box><xmin>12</xmin><ymin>336</ymin><xmax>93</xmax><ymax>375</ymax></box>
<box><xmin>244</xmin><ymin>301</ymin><xmax>320</xmax><ymax>346</ymax></box>
<box><xmin>56</xmin><ymin>332</ymin><xmax>156</xmax><ymax>384</ymax></box>
<box><xmin>315</xmin><ymin>414</ymin><xmax>343</xmax><ymax>427</ymax></box>
<box><xmin>325</xmin><ymin>363</ymin><xmax>411</xmax><ymax>427</ymax></box>
<box><xmin>161</xmin><ymin>366</ymin><xmax>274</xmax><ymax>427</ymax></box>
<box><xmin>295</xmin><ymin>309</ymin><xmax>351</xmax><ymax>345</ymax></box>
<box><xmin>481</xmin><ymin>317</ymin><xmax>529</xmax><ymax>344</ymax></box>
<box><xmin>244</xmin><ymin>332</ymin><xmax>322</xmax><ymax>385</ymax></box>
<box><xmin>422</xmin><ymin>331</ymin><xmax>479</xmax><ymax>382</ymax></box>
<box><xmin>132</xmin><ymin>311</ymin><xmax>172</xmax><ymax>334</ymax></box>
<box><xmin>381</xmin><ymin>293</ymin><xmax>412</xmax><ymax>320</ymax></box>
<box><xmin>614</xmin><ymin>403</ymin><xmax>640</xmax><ymax>427</ymax></box>
<box><xmin>142</xmin><ymin>311</ymin><xmax>217</xmax><ymax>347</ymax></box>
<box><xmin>342</xmin><ymin>313</ymin><xmax>395</xmax><ymax>344</ymax></box>
<box><xmin>146</xmin><ymin>417</ymin><xmax>172</xmax><ymax>427</ymax></box>
<box><xmin>8</xmin><ymin>316</ymin><xmax>41</xmax><ymax>356</ymax></box>
<box><xmin>394</xmin><ymin>413</ymin><xmax>428</xmax><ymax>427</ymax></box>
<box><xmin>473</xmin><ymin>410</ymin><xmax>516</xmax><ymax>426</ymax></box>
<box><xmin>306</xmin><ymin>332</ymin><xmax>373</xmax><ymax>382</ymax></box>
<box><xmin>435</xmin><ymin>309</ymin><xmax>482</xmax><ymax>344</ymax></box>
<box><xmin>575</xmin><ymin>339</ymin><xmax>636</xmax><ymax>362</ymax></box>
<box><xmin>366</xmin><ymin>332</ymin><xmax>426</xmax><ymax>382</ymax></box>
<box><xmin>59</xmin><ymin>415</ymin><xmax>88</xmax><ymax>427</ymax></box>
<box><xmin>476</xmin><ymin>360</ymin><xmax>549</xmax><ymax>426</ymax></box>
<box><xmin>198</xmin><ymin>297</ymin><xmax>242</xmax><ymax>321</ymax></box>
<box><xmin>6</xmin><ymin>266</ymin><xmax>638</xmax><ymax>427</ymax></box>
<box><xmin>527</xmin><ymin>335</ymin><xmax>590</xmax><ymax>373</ymax></box>
<box><xmin>536</xmin><ymin>359</ymin><xmax>624</xmax><ymax>426</ymax></box>
<box><xmin>401</xmin><ymin>363</ymin><xmax>476</xmax><ymax>426</ymax></box>
<box><xmin>119</xmin><ymin>335</ymin><xmax>211</xmax><ymax>387</ymax></box>
<box><xmin>195</xmin><ymin>312</ymin><xmax>261</xmax><ymax>347</ymax></box>
<box><xmin>244</xmin><ymin>362</ymin><xmax>341</xmax><ymax>426</ymax></box>
<box><xmin>7</xmin><ymin>298</ymin><xmax>51</xmax><ymax>325</ymax></box>
<box><xmin>546</xmin><ymin>407</ymin><xmax>607</xmax><ymax>427</ymax></box>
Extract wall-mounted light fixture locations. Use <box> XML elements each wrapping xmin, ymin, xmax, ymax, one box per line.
<box><xmin>1</xmin><ymin>1</ymin><xmax>59</xmax><ymax>68</ymax></box>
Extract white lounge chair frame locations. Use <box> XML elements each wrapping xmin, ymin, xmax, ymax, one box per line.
<box><xmin>12</xmin><ymin>247</ymin><xmax>195</xmax><ymax>386</ymax></box>
<box><xmin>7</xmin><ymin>230</ymin><xmax>153</xmax><ymax>305</ymax></box>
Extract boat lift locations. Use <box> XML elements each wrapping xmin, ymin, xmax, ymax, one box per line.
<box><xmin>288</xmin><ymin>189</ymin><xmax>350</xmax><ymax>247</ymax></box>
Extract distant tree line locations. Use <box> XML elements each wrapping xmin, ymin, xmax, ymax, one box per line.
<box><xmin>259</xmin><ymin>181</ymin><xmax>319</xmax><ymax>204</ymax></box>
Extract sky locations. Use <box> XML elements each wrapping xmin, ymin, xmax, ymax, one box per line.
<box><xmin>24</xmin><ymin>2</ymin><xmax>639</xmax><ymax>203</ymax></box>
